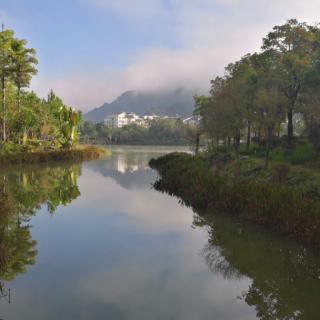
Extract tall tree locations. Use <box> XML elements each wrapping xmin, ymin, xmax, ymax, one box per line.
<box><xmin>11</xmin><ymin>38</ymin><xmax>38</xmax><ymax>111</ymax></box>
<box><xmin>262</xmin><ymin>19</ymin><xmax>317</xmax><ymax>148</ymax></box>
<box><xmin>0</xmin><ymin>28</ymin><xmax>14</xmax><ymax>141</ymax></box>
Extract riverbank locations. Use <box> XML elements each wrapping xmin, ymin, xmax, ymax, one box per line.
<box><xmin>0</xmin><ymin>145</ymin><xmax>110</xmax><ymax>165</ymax></box>
<box><xmin>80</xmin><ymin>140</ymin><xmax>193</xmax><ymax>147</ymax></box>
<box><xmin>149</xmin><ymin>152</ymin><xmax>320</xmax><ymax>247</ymax></box>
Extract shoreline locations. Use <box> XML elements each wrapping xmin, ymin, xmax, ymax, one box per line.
<box><xmin>0</xmin><ymin>145</ymin><xmax>110</xmax><ymax>166</ymax></box>
<box><xmin>149</xmin><ymin>152</ymin><xmax>320</xmax><ymax>248</ymax></box>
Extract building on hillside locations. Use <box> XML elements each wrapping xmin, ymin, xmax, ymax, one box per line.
<box><xmin>104</xmin><ymin>112</ymin><xmax>126</xmax><ymax>128</ymax></box>
<box><xmin>104</xmin><ymin>112</ymin><xmax>144</xmax><ymax>128</ymax></box>
<box><xmin>104</xmin><ymin>112</ymin><xmax>185</xmax><ymax>128</ymax></box>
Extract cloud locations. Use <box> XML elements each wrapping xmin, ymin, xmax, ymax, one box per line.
<box><xmin>31</xmin><ymin>0</ymin><xmax>320</xmax><ymax>111</ymax></box>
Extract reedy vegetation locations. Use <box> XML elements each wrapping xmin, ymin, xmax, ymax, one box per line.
<box><xmin>0</xmin><ymin>27</ymin><xmax>81</xmax><ymax>150</ymax></box>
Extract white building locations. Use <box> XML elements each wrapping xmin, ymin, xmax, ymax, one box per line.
<box><xmin>104</xmin><ymin>112</ymin><xmax>144</xmax><ymax>128</ymax></box>
<box><xmin>105</xmin><ymin>112</ymin><xmax>182</xmax><ymax>128</ymax></box>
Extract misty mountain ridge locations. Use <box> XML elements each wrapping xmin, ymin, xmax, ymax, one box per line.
<box><xmin>84</xmin><ymin>88</ymin><xmax>196</xmax><ymax>123</ymax></box>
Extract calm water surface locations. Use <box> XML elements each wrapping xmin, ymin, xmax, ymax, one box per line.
<box><xmin>0</xmin><ymin>145</ymin><xmax>319</xmax><ymax>319</ymax></box>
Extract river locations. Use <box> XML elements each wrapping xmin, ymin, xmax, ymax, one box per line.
<box><xmin>0</xmin><ymin>145</ymin><xmax>318</xmax><ymax>319</ymax></box>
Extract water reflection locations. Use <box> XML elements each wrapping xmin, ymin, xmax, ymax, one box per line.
<box><xmin>0</xmin><ymin>147</ymin><xmax>318</xmax><ymax>319</ymax></box>
<box><xmin>200</xmin><ymin>214</ymin><xmax>320</xmax><ymax>319</ymax></box>
<box><xmin>87</xmin><ymin>145</ymin><xmax>188</xmax><ymax>190</ymax></box>
<box><xmin>0</xmin><ymin>164</ymin><xmax>82</xmax><ymax>298</ymax></box>
<box><xmin>154</xmin><ymin>178</ymin><xmax>320</xmax><ymax>319</ymax></box>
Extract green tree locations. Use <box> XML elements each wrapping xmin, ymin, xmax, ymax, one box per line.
<box><xmin>262</xmin><ymin>19</ymin><xmax>318</xmax><ymax>148</ymax></box>
<box><xmin>96</xmin><ymin>122</ymin><xmax>112</xmax><ymax>142</ymax></box>
<box><xmin>0</xmin><ymin>28</ymin><xmax>14</xmax><ymax>141</ymax></box>
<box><xmin>10</xmin><ymin>37</ymin><xmax>38</xmax><ymax>111</ymax></box>
<box><xmin>46</xmin><ymin>91</ymin><xmax>81</xmax><ymax>148</ymax></box>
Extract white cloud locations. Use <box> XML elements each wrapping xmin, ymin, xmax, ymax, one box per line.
<box><xmin>31</xmin><ymin>0</ymin><xmax>320</xmax><ymax>111</ymax></box>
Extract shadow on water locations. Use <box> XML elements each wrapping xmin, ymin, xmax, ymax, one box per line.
<box><xmin>154</xmin><ymin>178</ymin><xmax>320</xmax><ymax>320</ymax></box>
<box><xmin>0</xmin><ymin>163</ymin><xmax>82</xmax><ymax>302</ymax></box>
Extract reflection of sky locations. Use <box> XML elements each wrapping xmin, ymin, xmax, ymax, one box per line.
<box><xmin>0</xmin><ymin>148</ymin><xmax>256</xmax><ymax>320</ymax></box>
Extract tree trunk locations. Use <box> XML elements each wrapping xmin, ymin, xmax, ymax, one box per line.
<box><xmin>287</xmin><ymin>109</ymin><xmax>293</xmax><ymax>149</ymax></box>
<box><xmin>17</xmin><ymin>85</ymin><xmax>21</xmax><ymax>111</ymax></box>
<box><xmin>265</xmin><ymin>128</ymin><xmax>272</xmax><ymax>169</ymax></box>
<box><xmin>257</xmin><ymin>126</ymin><xmax>261</xmax><ymax>145</ymax></box>
<box><xmin>211</xmin><ymin>136</ymin><xmax>214</xmax><ymax>148</ymax></box>
<box><xmin>246</xmin><ymin>121</ymin><xmax>251</xmax><ymax>149</ymax></box>
<box><xmin>195</xmin><ymin>132</ymin><xmax>200</xmax><ymax>155</ymax></box>
<box><xmin>22</xmin><ymin>127</ymin><xmax>27</xmax><ymax>145</ymax></box>
<box><xmin>1</xmin><ymin>76</ymin><xmax>6</xmax><ymax>142</ymax></box>
<box><xmin>235</xmin><ymin>130</ymin><xmax>240</xmax><ymax>159</ymax></box>
<box><xmin>17</xmin><ymin>86</ymin><xmax>22</xmax><ymax>145</ymax></box>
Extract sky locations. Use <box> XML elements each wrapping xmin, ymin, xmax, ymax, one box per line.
<box><xmin>1</xmin><ymin>0</ymin><xmax>320</xmax><ymax>112</ymax></box>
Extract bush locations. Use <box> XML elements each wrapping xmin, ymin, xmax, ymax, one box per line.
<box><xmin>151</xmin><ymin>152</ymin><xmax>320</xmax><ymax>246</ymax></box>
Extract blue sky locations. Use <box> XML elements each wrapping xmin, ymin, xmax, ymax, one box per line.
<box><xmin>1</xmin><ymin>0</ymin><xmax>320</xmax><ymax>111</ymax></box>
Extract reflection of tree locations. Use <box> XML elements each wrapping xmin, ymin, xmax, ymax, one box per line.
<box><xmin>193</xmin><ymin>214</ymin><xmax>320</xmax><ymax>320</ymax></box>
<box><xmin>0</xmin><ymin>163</ymin><xmax>82</xmax><ymax>297</ymax></box>
<box><xmin>202</xmin><ymin>243</ymin><xmax>242</xmax><ymax>281</ymax></box>
<box><xmin>154</xmin><ymin>177</ymin><xmax>320</xmax><ymax>320</ymax></box>
<box><xmin>3</xmin><ymin>164</ymin><xmax>81</xmax><ymax>216</ymax></box>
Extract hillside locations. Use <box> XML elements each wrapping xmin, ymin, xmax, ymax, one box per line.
<box><xmin>84</xmin><ymin>88</ymin><xmax>195</xmax><ymax>123</ymax></box>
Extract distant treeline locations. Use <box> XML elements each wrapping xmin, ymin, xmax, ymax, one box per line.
<box><xmin>195</xmin><ymin>19</ymin><xmax>320</xmax><ymax>166</ymax></box>
<box><xmin>81</xmin><ymin>118</ymin><xmax>197</xmax><ymax>145</ymax></box>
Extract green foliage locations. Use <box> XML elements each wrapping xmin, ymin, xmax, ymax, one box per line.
<box><xmin>0</xmin><ymin>141</ymin><xmax>31</xmax><ymax>154</ymax></box>
<box><xmin>0</xmin><ymin>27</ymin><xmax>81</xmax><ymax>151</ymax></box>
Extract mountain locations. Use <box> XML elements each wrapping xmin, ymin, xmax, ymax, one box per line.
<box><xmin>84</xmin><ymin>88</ymin><xmax>195</xmax><ymax>123</ymax></box>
